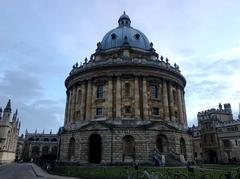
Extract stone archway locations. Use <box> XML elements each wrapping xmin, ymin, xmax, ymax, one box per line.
<box><xmin>122</xmin><ymin>135</ymin><xmax>135</xmax><ymax>162</ymax></box>
<box><xmin>208</xmin><ymin>150</ymin><xmax>218</xmax><ymax>163</ymax></box>
<box><xmin>68</xmin><ymin>137</ymin><xmax>75</xmax><ymax>160</ymax></box>
<box><xmin>89</xmin><ymin>134</ymin><xmax>102</xmax><ymax>163</ymax></box>
<box><xmin>156</xmin><ymin>134</ymin><xmax>168</xmax><ymax>153</ymax></box>
<box><xmin>180</xmin><ymin>138</ymin><xmax>187</xmax><ymax>159</ymax></box>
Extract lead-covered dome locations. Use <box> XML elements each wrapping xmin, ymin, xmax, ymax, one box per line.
<box><xmin>100</xmin><ymin>12</ymin><xmax>151</xmax><ymax>50</ymax></box>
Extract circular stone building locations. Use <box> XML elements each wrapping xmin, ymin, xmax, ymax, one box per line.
<box><xmin>59</xmin><ymin>12</ymin><xmax>193</xmax><ymax>165</ymax></box>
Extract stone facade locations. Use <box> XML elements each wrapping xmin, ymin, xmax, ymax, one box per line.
<box><xmin>59</xmin><ymin>12</ymin><xmax>193</xmax><ymax>165</ymax></box>
<box><xmin>22</xmin><ymin>131</ymin><xmax>59</xmax><ymax>161</ymax></box>
<box><xmin>192</xmin><ymin>103</ymin><xmax>240</xmax><ymax>164</ymax></box>
<box><xmin>16</xmin><ymin>134</ymin><xmax>24</xmax><ymax>161</ymax></box>
<box><xmin>0</xmin><ymin>100</ymin><xmax>20</xmax><ymax>164</ymax></box>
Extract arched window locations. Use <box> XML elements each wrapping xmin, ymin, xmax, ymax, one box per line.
<box><xmin>51</xmin><ymin>138</ymin><xmax>57</xmax><ymax>142</ymax></box>
<box><xmin>122</xmin><ymin>135</ymin><xmax>135</xmax><ymax>159</ymax></box>
<box><xmin>68</xmin><ymin>137</ymin><xmax>75</xmax><ymax>160</ymax></box>
<box><xmin>43</xmin><ymin>138</ymin><xmax>49</xmax><ymax>142</ymax></box>
<box><xmin>156</xmin><ymin>134</ymin><xmax>168</xmax><ymax>153</ymax></box>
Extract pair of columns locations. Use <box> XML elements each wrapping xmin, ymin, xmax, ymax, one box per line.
<box><xmin>64</xmin><ymin>77</ymin><xmax>187</xmax><ymax>126</ymax></box>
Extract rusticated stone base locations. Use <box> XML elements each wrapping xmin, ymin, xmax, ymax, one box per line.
<box><xmin>59</xmin><ymin>120</ymin><xmax>193</xmax><ymax>165</ymax></box>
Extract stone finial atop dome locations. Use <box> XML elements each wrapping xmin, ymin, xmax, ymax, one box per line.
<box><xmin>118</xmin><ymin>11</ymin><xmax>131</xmax><ymax>27</ymax></box>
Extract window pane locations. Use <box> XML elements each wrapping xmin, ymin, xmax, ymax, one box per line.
<box><xmin>151</xmin><ymin>85</ymin><xmax>158</xmax><ymax>98</ymax></box>
<box><xmin>97</xmin><ymin>84</ymin><xmax>104</xmax><ymax>98</ymax></box>
<box><xmin>96</xmin><ymin>108</ymin><xmax>103</xmax><ymax>116</ymax></box>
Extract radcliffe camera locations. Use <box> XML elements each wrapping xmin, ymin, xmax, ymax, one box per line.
<box><xmin>0</xmin><ymin>1</ymin><xmax>240</xmax><ymax>179</ymax></box>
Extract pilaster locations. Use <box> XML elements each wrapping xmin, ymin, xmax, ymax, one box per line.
<box><xmin>142</xmin><ymin>78</ymin><xmax>149</xmax><ymax>119</ymax></box>
<box><xmin>86</xmin><ymin>80</ymin><xmax>92</xmax><ymax>120</ymax></box>
<box><xmin>134</xmin><ymin>77</ymin><xmax>140</xmax><ymax>119</ymax></box>
<box><xmin>116</xmin><ymin>77</ymin><xmax>121</xmax><ymax>119</ymax></box>
<box><xmin>163</xmin><ymin>80</ymin><xmax>170</xmax><ymax>121</ymax></box>
<box><xmin>108</xmin><ymin>77</ymin><xmax>113</xmax><ymax>119</ymax></box>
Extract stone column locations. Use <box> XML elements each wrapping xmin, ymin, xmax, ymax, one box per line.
<box><xmin>108</xmin><ymin>77</ymin><xmax>113</xmax><ymax>119</ymax></box>
<box><xmin>67</xmin><ymin>89</ymin><xmax>72</xmax><ymax>123</ymax></box>
<box><xmin>116</xmin><ymin>77</ymin><xmax>121</xmax><ymax>119</ymax></box>
<box><xmin>177</xmin><ymin>86</ymin><xmax>184</xmax><ymax>124</ymax></box>
<box><xmin>168</xmin><ymin>82</ymin><xmax>175</xmax><ymax>121</ymax></box>
<box><xmin>134</xmin><ymin>77</ymin><xmax>140</xmax><ymax>119</ymax></box>
<box><xmin>72</xmin><ymin>85</ymin><xmax>77</xmax><ymax>122</ymax></box>
<box><xmin>163</xmin><ymin>80</ymin><xmax>170</xmax><ymax>121</ymax></box>
<box><xmin>64</xmin><ymin>92</ymin><xmax>69</xmax><ymax>125</ymax></box>
<box><xmin>142</xmin><ymin>78</ymin><xmax>149</xmax><ymax>119</ymax></box>
<box><xmin>181</xmin><ymin>90</ymin><xmax>187</xmax><ymax>126</ymax></box>
<box><xmin>80</xmin><ymin>83</ymin><xmax>86</xmax><ymax>120</ymax></box>
<box><xmin>91</xmin><ymin>81</ymin><xmax>96</xmax><ymax>118</ymax></box>
<box><xmin>86</xmin><ymin>79</ymin><xmax>92</xmax><ymax>120</ymax></box>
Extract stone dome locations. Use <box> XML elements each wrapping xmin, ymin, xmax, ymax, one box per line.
<box><xmin>101</xmin><ymin>12</ymin><xmax>151</xmax><ymax>50</ymax></box>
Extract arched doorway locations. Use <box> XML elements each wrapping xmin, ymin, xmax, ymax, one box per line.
<box><xmin>122</xmin><ymin>135</ymin><xmax>135</xmax><ymax>161</ymax></box>
<box><xmin>68</xmin><ymin>137</ymin><xmax>75</xmax><ymax>160</ymax></box>
<box><xmin>208</xmin><ymin>150</ymin><xmax>218</xmax><ymax>163</ymax></box>
<box><xmin>89</xmin><ymin>134</ymin><xmax>102</xmax><ymax>163</ymax></box>
<box><xmin>156</xmin><ymin>134</ymin><xmax>168</xmax><ymax>153</ymax></box>
<box><xmin>180</xmin><ymin>138</ymin><xmax>187</xmax><ymax>159</ymax></box>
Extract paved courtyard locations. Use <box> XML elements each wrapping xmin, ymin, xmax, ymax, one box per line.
<box><xmin>0</xmin><ymin>163</ymin><xmax>79</xmax><ymax>179</ymax></box>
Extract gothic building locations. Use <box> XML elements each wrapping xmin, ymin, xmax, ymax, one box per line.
<box><xmin>59</xmin><ymin>12</ymin><xmax>193</xmax><ymax>165</ymax></box>
<box><xmin>22</xmin><ymin>130</ymin><xmax>59</xmax><ymax>161</ymax></box>
<box><xmin>0</xmin><ymin>100</ymin><xmax>20</xmax><ymax>164</ymax></box>
<box><xmin>192</xmin><ymin>103</ymin><xmax>240</xmax><ymax>164</ymax></box>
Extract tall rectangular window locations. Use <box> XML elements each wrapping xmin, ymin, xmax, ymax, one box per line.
<box><xmin>97</xmin><ymin>83</ymin><xmax>104</xmax><ymax>98</ymax></box>
<box><xmin>96</xmin><ymin>107</ymin><xmax>103</xmax><ymax>116</ymax></box>
<box><xmin>124</xmin><ymin>83</ymin><xmax>130</xmax><ymax>98</ymax></box>
<box><xmin>151</xmin><ymin>85</ymin><xmax>158</xmax><ymax>99</ymax></box>
<box><xmin>152</xmin><ymin>107</ymin><xmax>159</xmax><ymax>115</ymax></box>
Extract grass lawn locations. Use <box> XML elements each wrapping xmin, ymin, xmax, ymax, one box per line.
<box><xmin>50</xmin><ymin>165</ymin><xmax>240</xmax><ymax>179</ymax></box>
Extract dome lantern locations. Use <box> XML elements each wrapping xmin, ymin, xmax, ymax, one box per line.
<box><xmin>118</xmin><ymin>11</ymin><xmax>131</xmax><ymax>27</ymax></box>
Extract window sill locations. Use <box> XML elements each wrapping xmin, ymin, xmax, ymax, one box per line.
<box><xmin>151</xmin><ymin>98</ymin><xmax>161</xmax><ymax>102</ymax></box>
<box><xmin>95</xmin><ymin>98</ymin><xmax>105</xmax><ymax>102</ymax></box>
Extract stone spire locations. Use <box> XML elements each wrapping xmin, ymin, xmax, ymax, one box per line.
<box><xmin>3</xmin><ymin>99</ymin><xmax>11</xmax><ymax>121</ymax></box>
<box><xmin>4</xmin><ymin>99</ymin><xmax>11</xmax><ymax>112</ymax></box>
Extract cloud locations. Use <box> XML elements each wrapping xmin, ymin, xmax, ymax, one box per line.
<box><xmin>0</xmin><ymin>70</ymin><xmax>43</xmax><ymax>101</ymax></box>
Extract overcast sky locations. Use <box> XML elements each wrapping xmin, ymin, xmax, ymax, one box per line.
<box><xmin>0</xmin><ymin>0</ymin><xmax>239</xmax><ymax>135</ymax></box>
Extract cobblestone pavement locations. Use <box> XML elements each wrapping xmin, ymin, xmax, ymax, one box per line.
<box><xmin>0</xmin><ymin>163</ymin><xmax>80</xmax><ymax>179</ymax></box>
